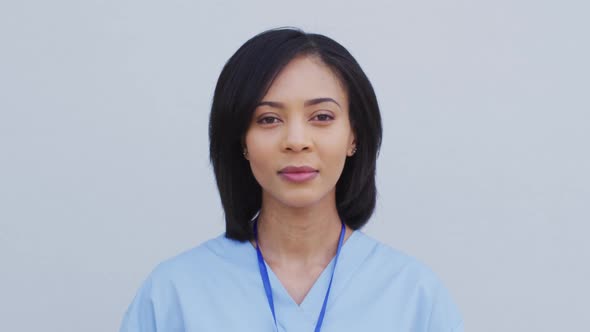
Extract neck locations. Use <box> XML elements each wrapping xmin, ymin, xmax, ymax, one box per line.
<box><xmin>252</xmin><ymin>196</ymin><xmax>352</xmax><ymax>268</ymax></box>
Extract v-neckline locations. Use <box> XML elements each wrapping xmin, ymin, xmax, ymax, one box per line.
<box><xmin>263</xmin><ymin>249</ymin><xmax>335</xmax><ymax>308</ymax></box>
<box><xmin>246</xmin><ymin>230</ymin><xmax>362</xmax><ymax>322</ymax></box>
<box><xmin>213</xmin><ymin>229</ymin><xmax>378</xmax><ymax>329</ymax></box>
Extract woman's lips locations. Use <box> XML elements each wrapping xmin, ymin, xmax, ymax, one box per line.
<box><xmin>278</xmin><ymin>166</ymin><xmax>319</xmax><ymax>183</ymax></box>
<box><xmin>278</xmin><ymin>171</ymin><xmax>319</xmax><ymax>183</ymax></box>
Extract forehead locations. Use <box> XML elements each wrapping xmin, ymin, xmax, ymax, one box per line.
<box><xmin>262</xmin><ymin>55</ymin><xmax>348</xmax><ymax>105</ymax></box>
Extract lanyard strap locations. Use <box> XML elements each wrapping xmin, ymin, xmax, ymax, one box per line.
<box><xmin>253</xmin><ymin>219</ymin><xmax>346</xmax><ymax>332</ymax></box>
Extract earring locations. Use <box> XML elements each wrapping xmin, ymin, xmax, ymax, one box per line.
<box><xmin>350</xmin><ymin>146</ymin><xmax>357</xmax><ymax>156</ymax></box>
<box><xmin>243</xmin><ymin>148</ymin><xmax>248</xmax><ymax>159</ymax></box>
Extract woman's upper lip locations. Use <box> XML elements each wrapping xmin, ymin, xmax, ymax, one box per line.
<box><xmin>279</xmin><ymin>166</ymin><xmax>318</xmax><ymax>173</ymax></box>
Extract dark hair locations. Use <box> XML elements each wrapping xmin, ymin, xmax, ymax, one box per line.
<box><xmin>209</xmin><ymin>27</ymin><xmax>382</xmax><ymax>241</ymax></box>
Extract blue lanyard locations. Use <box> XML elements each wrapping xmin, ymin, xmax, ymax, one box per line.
<box><xmin>253</xmin><ymin>219</ymin><xmax>346</xmax><ymax>332</ymax></box>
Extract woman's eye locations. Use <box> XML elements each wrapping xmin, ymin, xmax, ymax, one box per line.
<box><xmin>313</xmin><ymin>114</ymin><xmax>334</xmax><ymax>122</ymax></box>
<box><xmin>257</xmin><ymin>116</ymin><xmax>280</xmax><ymax>125</ymax></box>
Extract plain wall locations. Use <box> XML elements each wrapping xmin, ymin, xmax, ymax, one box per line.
<box><xmin>1</xmin><ymin>0</ymin><xmax>588</xmax><ymax>331</ymax></box>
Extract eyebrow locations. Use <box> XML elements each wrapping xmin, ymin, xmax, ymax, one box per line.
<box><xmin>256</xmin><ymin>97</ymin><xmax>341</xmax><ymax>110</ymax></box>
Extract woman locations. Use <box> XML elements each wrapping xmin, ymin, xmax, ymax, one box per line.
<box><xmin>120</xmin><ymin>27</ymin><xmax>464</xmax><ymax>332</ymax></box>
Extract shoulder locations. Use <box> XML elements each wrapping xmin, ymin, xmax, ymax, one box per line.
<box><xmin>146</xmin><ymin>233</ymin><xmax>249</xmax><ymax>284</ymax></box>
<box><xmin>354</xmin><ymin>231</ymin><xmax>442</xmax><ymax>283</ymax></box>
<box><xmin>126</xmin><ymin>232</ymin><xmax>253</xmax><ymax>308</ymax></box>
<box><xmin>120</xmin><ymin>234</ymin><xmax>251</xmax><ymax>331</ymax></box>
<box><xmin>355</xmin><ymin>231</ymin><xmax>465</xmax><ymax>331</ymax></box>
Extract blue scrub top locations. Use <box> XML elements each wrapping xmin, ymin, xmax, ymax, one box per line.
<box><xmin>120</xmin><ymin>230</ymin><xmax>464</xmax><ymax>331</ymax></box>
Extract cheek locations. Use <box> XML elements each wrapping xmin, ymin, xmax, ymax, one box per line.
<box><xmin>321</xmin><ymin>146</ymin><xmax>348</xmax><ymax>173</ymax></box>
<box><xmin>245</xmin><ymin>132</ymin><xmax>276</xmax><ymax>180</ymax></box>
<box><xmin>246</xmin><ymin>131</ymin><xmax>274</xmax><ymax>159</ymax></box>
<box><xmin>318</xmin><ymin>125</ymin><xmax>352</xmax><ymax>154</ymax></box>
<box><xmin>316</xmin><ymin>134</ymin><xmax>350</xmax><ymax>173</ymax></box>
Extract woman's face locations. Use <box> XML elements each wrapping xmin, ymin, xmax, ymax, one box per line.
<box><xmin>244</xmin><ymin>55</ymin><xmax>356</xmax><ymax>209</ymax></box>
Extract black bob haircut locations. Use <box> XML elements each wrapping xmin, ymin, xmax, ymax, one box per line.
<box><xmin>209</xmin><ymin>27</ymin><xmax>382</xmax><ymax>242</ymax></box>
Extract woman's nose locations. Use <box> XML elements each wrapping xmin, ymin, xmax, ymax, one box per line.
<box><xmin>282</xmin><ymin>119</ymin><xmax>311</xmax><ymax>152</ymax></box>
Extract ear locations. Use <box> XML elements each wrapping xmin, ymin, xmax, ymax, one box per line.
<box><xmin>347</xmin><ymin>133</ymin><xmax>357</xmax><ymax>157</ymax></box>
<box><xmin>241</xmin><ymin>136</ymin><xmax>249</xmax><ymax>160</ymax></box>
<box><xmin>242</xmin><ymin>146</ymin><xmax>249</xmax><ymax>160</ymax></box>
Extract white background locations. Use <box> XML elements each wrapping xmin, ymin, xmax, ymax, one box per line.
<box><xmin>1</xmin><ymin>0</ymin><xmax>588</xmax><ymax>331</ymax></box>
